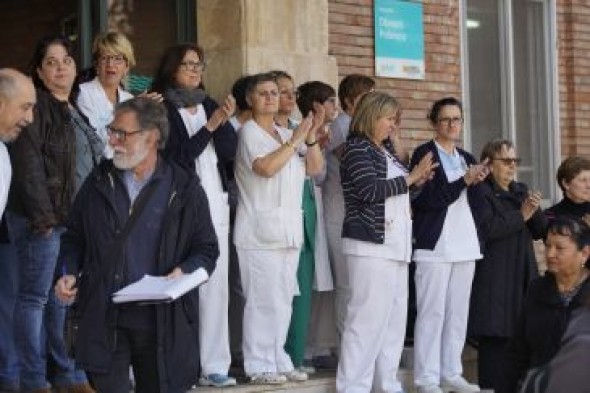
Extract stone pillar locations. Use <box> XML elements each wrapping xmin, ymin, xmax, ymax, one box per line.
<box><xmin>197</xmin><ymin>0</ymin><xmax>338</xmax><ymax>103</ymax></box>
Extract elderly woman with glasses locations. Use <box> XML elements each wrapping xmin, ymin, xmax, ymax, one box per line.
<box><xmin>467</xmin><ymin>139</ymin><xmax>547</xmax><ymax>391</ymax></box>
<box><xmin>498</xmin><ymin>217</ymin><xmax>590</xmax><ymax>393</ymax></box>
<box><xmin>410</xmin><ymin>97</ymin><xmax>490</xmax><ymax>393</ymax></box>
<box><xmin>77</xmin><ymin>31</ymin><xmax>137</xmax><ymax>158</ymax></box>
<box><xmin>150</xmin><ymin>43</ymin><xmax>237</xmax><ymax>388</ymax></box>
<box><xmin>233</xmin><ymin>72</ymin><xmax>324</xmax><ymax>385</ymax></box>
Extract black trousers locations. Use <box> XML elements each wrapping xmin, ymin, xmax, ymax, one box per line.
<box><xmin>477</xmin><ymin>336</ymin><xmax>509</xmax><ymax>390</ymax></box>
<box><xmin>88</xmin><ymin>327</ymin><xmax>159</xmax><ymax>393</ymax></box>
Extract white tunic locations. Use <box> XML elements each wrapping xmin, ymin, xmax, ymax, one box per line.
<box><xmin>178</xmin><ymin>107</ymin><xmax>229</xmax><ymax>228</ymax></box>
<box><xmin>0</xmin><ymin>143</ymin><xmax>11</xmax><ymax>218</ymax></box>
<box><xmin>413</xmin><ymin>143</ymin><xmax>481</xmax><ymax>263</ymax></box>
<box><xmin>234</xmin><ymin>119</ymin><xmax>306</xmax><ymax>250</ymax></box>
<box><xmin>77</xmin><ymin>77</ymin><xmax>134</xmax><ymax>158</ymax></box>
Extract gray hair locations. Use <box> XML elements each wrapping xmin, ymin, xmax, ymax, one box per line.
<box><xmin>480</xmin><ymin>138</ymin><xmax>514</xmax><ymax>162</ymax></box>
<box><xmin>0</xmin><ymin>70</ymin><xmax>17</xmax><ymax>100</ymax></box>
<box><xmin>114</xmin><ymin>97</ymin><xmax>169</xmax><ymax>149</ymax></box>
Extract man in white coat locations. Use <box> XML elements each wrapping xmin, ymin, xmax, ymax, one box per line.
<box><xmin>0</xmin><ymin>68</ymin><xmax>35</xmax><ymax>392</ymax></box>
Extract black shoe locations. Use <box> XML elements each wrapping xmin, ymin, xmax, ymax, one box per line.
<box><xmin>312</xmin><ymin>354</ymin><xmax>338</xmax><ymax>370</ymax></box>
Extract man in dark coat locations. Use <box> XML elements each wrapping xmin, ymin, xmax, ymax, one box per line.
<box><xmin>55</xmin><ymin>97</ymin><xmax>219</xmax><ymax>393</ymax></box>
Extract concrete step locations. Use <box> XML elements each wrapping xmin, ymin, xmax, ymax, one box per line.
<box><xmin>191</xmin><ymin>345</ymin><xmax>482</xmax><ymax>393</ymax></box>
<box><xmin>192</xmin><ymin>370</ymin><xmax>414</xmax><ymax>393</ymax></box>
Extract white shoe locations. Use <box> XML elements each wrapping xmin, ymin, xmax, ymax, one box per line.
<box><xmin>282</xmin><ymin>369</ymin><xmax>309</xmax><ymax>382</ymax></box>
<box><xmin>441</xmin><ymin>376</ymin><xmax>480</xmax><ymax>393</ymax></box>
<box><xmin>416</xmin><ymin>385</ymin><xmax>444</xmax><ymax>393</ymax></box>
<box><xmin>297</xmin><ymin>364</ymin><xmax>316</xmax><ymax>374</ymax></box>
<box><xmin>249</xmin><ymin>372</ymin><xmax>287</xmax><ymax>385</ymax></box>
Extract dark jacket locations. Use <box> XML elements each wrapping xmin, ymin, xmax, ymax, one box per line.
<box><xmin>58</xmin><ymin>158</ymin><xmax>219</xmax><ymax>393</ymax></box>
<box><xmin>469</xmin><ymin>178</ymin><xmax>547</xmax><ymax>338</ymax></box>
<box><xmin>499</xmin><ymin>273</ymin><xmax>590</xmax><ymax>393</ymax></box>
<box><xmin>163</xmin><ymin>97</ymin><xmax>237</xmax><ymax>191</ymax></box>
<box><xmin>410</xmin><ymin>140</ymin><xmax>485</xmax><ymax>250</ymax></box>
<box><xmin>516</xmin><ymin>307</ymin><xmax>590</xmax><ymax>393</ymax></box>
<box><xmin>544</xmin><ymin>196</ymin><xmax>590</xmax><ymax>222</ymax></box>
<box><xmin>8</xmin><ymin>89</ymin><xmax>76</xmax><ymax>231</ymax></box>
<box><xmin>340</xmin><ymin>136</ymin><xmax>408</xmax><ymax>244</ymax></box>
<box><xmin>544</xmin><ymin>306</ymin><xmax>590</xmax><ymax>392</ymax></box>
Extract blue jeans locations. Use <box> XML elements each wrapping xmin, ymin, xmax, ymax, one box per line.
<box><xmin>7</xmin><ymin>213</ymin><xmax>87</xmax><ymax>390</ymax></box>
<box><xmin>0</xmin><ymin>237</ymin><xmax>19</xmax><ymax>390</ymax></box>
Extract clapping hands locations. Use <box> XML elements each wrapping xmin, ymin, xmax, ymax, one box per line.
<box><xmin>521</xmin><ymin>190</ymin><xmax>542</xmax><ymax>221</ymax></box>
<box><xmin>464</xmin><ymin>158</ymin><xmax>490</xmax><ymax>185</ymax></box>
<box><xmin>206</xmin><ymin>94</ymin><xmax>236</xmax><ymax>132</ymax></box>
<box><xmin>408</xmin><ymin>152</ymin><xmax>439</xmax><ymax>187</ymax></box>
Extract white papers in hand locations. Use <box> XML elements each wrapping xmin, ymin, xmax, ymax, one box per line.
<box><xmin>112</xmin><ymin>268</ymin><xmax>208</xmax><ymax>304</ymax></box>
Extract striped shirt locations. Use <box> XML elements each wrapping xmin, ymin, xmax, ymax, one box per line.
<box><xmin>340</xmin><ymin>136</ymin><xmax>408</xmax><ymax>244</ymax></box>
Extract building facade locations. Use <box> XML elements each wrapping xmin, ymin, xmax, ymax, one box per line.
<box><xmin>2</xmin><ymin>0</ymin><xmax>588</xmax><ymax>201</ymax></box>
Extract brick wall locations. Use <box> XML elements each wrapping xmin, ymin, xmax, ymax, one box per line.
<box><xmin>328</xmin><ymin>0</ymin><xmax>462</xmax><ymax>149</ymax></box>
<box><xmin>557</xmin><ymin>0</ymin><xmax>590</xmax><ymax>158</ymax></box>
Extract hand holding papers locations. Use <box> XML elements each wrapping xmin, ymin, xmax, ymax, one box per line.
<box><xmin>113</xmin><ymin>268</ymin><xmax>208</xmax><ymax>304</ymax></box>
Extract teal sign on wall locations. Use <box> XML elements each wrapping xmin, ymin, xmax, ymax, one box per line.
<box><xmin>374</xmin><ymin>0</ymin><xmax>425</xmax><ymax>79</ymax></box>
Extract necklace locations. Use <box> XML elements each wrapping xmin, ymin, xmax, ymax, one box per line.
<box><xmin>558</xmin><ymin>269</ymin><xmax>588</xmax><ymax>306</ymax></box>
<box><xmin>559</xmin><ymin>269</ymin><xmax>588</xmax><ymax>292</ymax></box>
<box><xmin>265</xmin><ymin>125</ymin><xmax>283</xmax><ymax>144</ymax></box>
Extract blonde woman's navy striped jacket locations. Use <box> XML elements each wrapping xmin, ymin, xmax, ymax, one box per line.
<box><xmin>340</xmin><ymin>136</ymin><xmax>409</xmax><ymax>244</ymax></box>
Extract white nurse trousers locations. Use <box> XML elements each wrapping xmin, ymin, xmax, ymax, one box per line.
<box><xmin>336</xmin><ymin>256</ymin><xmax>408</xmax><ymax>393</ymax></box>
<box><xmin>413</xmin><ymin>261</ymin><xmax>476</xmax><ymax>387</ymax></box>
<box><xmin>237</xmin><ymin>247</ymin><xmax>300</xmax><ymax>375</ymax></box>
<box><xmin>199</xmin><ymin>221</ymin><xmax>232</xmax><ymax>375</ymax></box>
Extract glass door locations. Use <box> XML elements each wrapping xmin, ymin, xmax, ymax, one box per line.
<box><xmin>463</xmin><ymin>0</ymin><xmax>558</xmax><ymax>199</ymax></box>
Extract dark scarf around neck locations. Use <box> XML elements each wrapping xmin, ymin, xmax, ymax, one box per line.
<box><xmin>163</xmin><ymin>87</ymin><xmax>207</xmax><ymax>108</ymax></box>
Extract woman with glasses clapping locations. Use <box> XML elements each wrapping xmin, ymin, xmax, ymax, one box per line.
<box><xmin>410</xmin><ymin>97</ymin><xmax>489</xmax><ymax>393</ymax></box>
<box><xmin>150</xmin><ymin>43</ymin><xmax>238</xmax><ymax>388</ymax></box>
<box><xmin>468</xmin><ymin>139</ymin><xmax>547</xmax><ymax>392</ymax></box>
<box><xmin>77</xmin><ymin>32</ymin><xmax>136</xmax><ymax>158</ymax></box>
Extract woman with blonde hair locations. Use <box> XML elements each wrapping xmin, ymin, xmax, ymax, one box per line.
<box><xmin>77</xmin><ymin>31</ymin><xmax>136</xmax><ymax>158</ymax></box>
<box><xmin>336</xmin><ymin>91</ymin><xmax>436</xmax><ymax>392</ymax></box>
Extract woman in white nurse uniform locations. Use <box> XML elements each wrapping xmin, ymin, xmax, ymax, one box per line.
<box><xmin>410</xmin><ymin>97</ymin><xmax>489</xmax><ymax>393</ymax></box>
<box><xmin>233</xmin><ymin>72</ymin><xmax>324</xmax><ymax>385</ymax></box>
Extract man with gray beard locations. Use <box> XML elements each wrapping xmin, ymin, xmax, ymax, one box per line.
<box><xmin>55</xmin><ymin>97</ymin><xmax>219</xmax><ymax>393</ymax></box>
